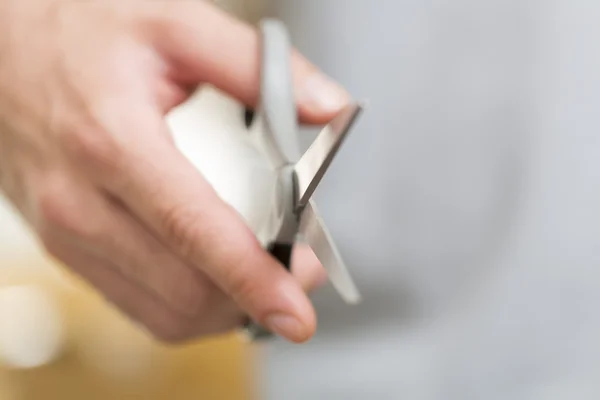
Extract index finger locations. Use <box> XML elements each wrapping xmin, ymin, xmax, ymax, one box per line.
<box><xmin>143</xmin><ymin>0</ymin><xmax>350</xmax><ymax>124</ymax></box>
<box><xmin>111</xmin><ymin>109</ymin><xmax>316</xmax><ymax>343</ymax></box>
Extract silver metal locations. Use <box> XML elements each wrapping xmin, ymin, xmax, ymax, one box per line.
<box><xmin>241</xmin><ymin>18</ymin><xmax>364</xmax><ymax>341</ymax></box>
<box><xmin>251</xmin><ymin>19</ymin><xmax>300</xmax><ymax>170</ymax></box>
<box><xmin>299</xmin><ymin>200</ymin><xmax>362</xmax><ymax>304</ymax></box>
<box><xmin>241</xmin><ymin>319</ymin><xmax>274</xmax><ymax>341</ymax></box>
<box><xmin>295</xmin><ymin>103</ymin><xmax>363</xmax><ymax>210</ymax></box>
<box><xmin>271</xmin><ymin>165</ymin><xmax>299</xmax><ymax>245</ymax></box>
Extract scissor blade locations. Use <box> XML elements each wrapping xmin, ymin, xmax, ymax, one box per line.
<box><xmin>295</xmin><ymin>103</ymin><xmax>363</xmax><ymax>209</ymax></box>
<box><xmin>299</xmin><ymin>200</ymin><xmax>361</xmax><ymax>304</ymax></box>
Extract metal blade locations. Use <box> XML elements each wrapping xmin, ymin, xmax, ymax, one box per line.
<box><xmin>299</xmin><ymin>200</ymin><xmax>361</xmax><ymax>304</ymax></box>
<box><xmin>249</xmin><ymin>19</ymin><xmax>300</xmax><ymax>170</ymax></box>
<box><xmin>295</xmin><ymin>102</ymin><xmax>363</xmax><ymax>209</ymax></box>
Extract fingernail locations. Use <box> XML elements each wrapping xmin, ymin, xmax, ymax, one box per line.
<box><xmin>265</xmin><ymin>313</ymin><xmax>307</xmax><ymax>341</ymax></box>
<box><xmin>302</xmin><ymin>73</ymin><xmax>350</xmax><ymax>113</ymax></box>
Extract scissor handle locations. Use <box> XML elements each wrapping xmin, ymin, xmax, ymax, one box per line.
<box><xmin>267</xmin><ymin>242</ymin><xmax>294</xmax><ymax>272</ymax></box>
<box><xmin>255</xmin><ymin>19</ymin><xmax>301</xmax><ymax>167</ymax></box>
<box><xmin>242</xmin><ymin>242</ymin><xmax>293</xmax><ymax>340</ymax></box>
<box><xmin>241</xmin><ymin>19</ymin><xmax>299</xmax><ymax>341</ymax></box>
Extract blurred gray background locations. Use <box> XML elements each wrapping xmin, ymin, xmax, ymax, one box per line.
<box><xmin>257</xmin><ymin>1</ymin><xmax>600</xmax><ymax>399</ymax></box>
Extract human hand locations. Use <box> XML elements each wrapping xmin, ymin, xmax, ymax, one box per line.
<box><xmin>0</xmin><ymin>0</ymin><xmax>350</xmax><ymax>343</ymax></box>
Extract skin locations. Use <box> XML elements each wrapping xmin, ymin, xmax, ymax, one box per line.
<box><xmin>0</xmin><ymin>0</ymin><xmax>350</xmax><ymax>343</ymax></box>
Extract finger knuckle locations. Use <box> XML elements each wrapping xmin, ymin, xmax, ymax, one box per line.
<box><xmin>36</xmin><ymin>176</ymin><xmax>73</xmax><ymax>228</ymax></box>
<box><xmin>161</xmin><ymin>203</ymin><xmax>263</xmax><ymax>304</ymax></box>
<box><xmin>35</xmin><ymin>176</ymin><xmax>102</xmax><ymax>240</ymax></box>
<box><xmin>143</xmin><ymin>1</ymin><xmax>200</xmax><ymax>32</ymax></box>
<box><xmin>61</xmin><ymin>122</ymin><xmax>123</xmax><ymax>175</ymax></box>
<box><xmin>158</xmin><ymin>268</ymin><xmax>211</xmax><ymax>318</ymax></box>
<box><xmin>220</xmin><ymin>243</ymin><xmax>263</xmax><ymax>302</ymax></box>
<box><xmin>227</xmin><ymin>270</ymin><xmax>260</xmax><ymax>305</ymax></box>
<box><xmin>161</xmin><ymin>204</ymin><xmax>208</xmax><ymax>259</ymax></box>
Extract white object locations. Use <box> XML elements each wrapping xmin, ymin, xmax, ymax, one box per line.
<box><xmin>74</xmin><ymin>314</ymin><xmax>160</xmax><ymax>382</ymax></box>
<box><xmin>0</xmin><ymin>197</ymin><xmax>46</xmax><ymax>266</ymax></box>
<box><xmin>0</xmin><ymin>285</ymin><xmax>65</xmax><ymax>369</ymax></box>
<box><xmin>167</xmin><ymin>86</ymin><xmax>276</xmax><ymax>238</ymax></box>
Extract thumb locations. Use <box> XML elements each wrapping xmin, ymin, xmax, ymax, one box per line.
<box><xmin>292</xmin><ymin>245</ymin><xmax>328</xmax><ymax>292</ymax></box>
<box><xmin>144</xmin><ymin>0</ymin><xmax>349</xmax><ymax>124</ymax></box>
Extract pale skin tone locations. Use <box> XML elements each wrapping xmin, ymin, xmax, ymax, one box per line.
<box><xmin>0</xmin><ymin>0</ymin><xmax>350</xmax><ymax>343</ymax></box>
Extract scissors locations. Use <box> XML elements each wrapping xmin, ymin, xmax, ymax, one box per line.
<box><xmin>242</xmin><ymin>19</ymin><xmax>365</xmax><ymax>340</ymax></box>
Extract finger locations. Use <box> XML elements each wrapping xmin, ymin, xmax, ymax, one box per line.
<box><xmin>109</xmin><ymin>109</ymin><xmax>317</xmax><ymax>343</ymax></box>
<box><xmin>90</xmin><ymin>195</ymin><xmax>230</xmax><ymax>319</ymax></box>
<box><xmin>291</xmin><ymin>244</ymin><xmax>327</xmax><ymax>292</ymax></box>
<box><xmin>53</xmin><ymin>234</ymin><xmax>243</xmax><ymax>340</ymax></box>
<box><xmin>45</xmin><ymin>236</ymin><xmax>242</xmax><ymax>342</ymax></box>
<box><xmin>37</xmin><ymin>175</ymin><xmax>225</xmax><ymax>319</ymax></box>
<box><xmin>142</xmin><ymin>0</ymin><xmax>350</xmax><ymax>124</ymax></box>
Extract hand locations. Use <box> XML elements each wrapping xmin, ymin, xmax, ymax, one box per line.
<box><xmin>0</xmin><ymin>0</ymin><xmax>349</xmax><ymax>343</ymax></box>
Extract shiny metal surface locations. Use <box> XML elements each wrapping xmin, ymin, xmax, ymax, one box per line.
<box><xmin>299</xmin><ymin>200</ymin><xmax>361</xmax><ymax>304</ymax></box>
<box><xmin>252</xmin><ymin>19</ymin><xmax>300</xmax><ymax>170</ymax></box>
<box><xmin>295</xmin><ymin>103</ymin><xmax>363</xmax><ymax>210</ymax></box>
<box><xmin>243</xmin><ymin>19</ymin><xmax>364</xmax><ymax>340</ymax></box>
